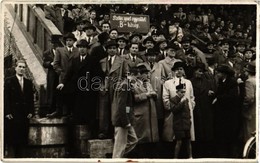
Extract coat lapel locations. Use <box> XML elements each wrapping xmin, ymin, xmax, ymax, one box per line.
<box><xmin>109</xmin><ymin>56</ymin><xmax>122</xmax><ymax>74</ymax></box>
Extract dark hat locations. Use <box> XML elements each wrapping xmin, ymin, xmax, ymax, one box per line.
<box><xmin>98</xmin><ymin>32</ymin><xmax>110</xmax><ymax>43</ymax></box>
<box><xmin>185</xmin><ymin>49</ymin><xmax>196</xmax><ymax>56</ymax></box>
<box><xmin>176</xmin><ymin>83</ymin><xmax>186</xmax><ymax>90</ymax></box>
<box><xmin>157</xmin><ymin>38</ymin><xmax>168</xmax><ymax>45</ymax></box>
<box><xmin>165</xmin><ymin>42</ymin><xmax>179</xmax><ymax>50</ymax></box>
<box><xmin>171</xmin><ymin>61</ymin><xmax>185</xmax><ymax>71</ymax></box>
<box><xmin>207</xmin><ymin>41</ymin><xmax>215</xmax><ymax>46</ymax></box>
<box><xmin>75</xmin><ymin>19</ymin><xmax>85</xmax><ymax>25</ymax></box>
<box><xmin>143</xmin><ymin>36</ymin><xmax>155</xmax><ymax>45</ymax></box>
<box><xmin>105</xmin><ymin>40</ymin><xmax>118</xmax><ymax>48</ymax></box>
<box><xmin>244</xmin><ymin>61</ymin><xmax>255</xmax><ymax>73</ymax></box>
<box><xmin>194</xmin><ymin>63</ymin><xmax>206</xmax><ymax>72</ymax></box>
<box><xmin>49</xmin><ymin>35</ymin><xmax>61</xmax><ymax>43</ymax></box>
<box><xmin>236</xmin><ymin>40</ymin><xmax>246</xmax><ymax>47</ymax></box>
<box><xmin>216</xmin><ymin>64</ymin><xmax>235</xmax><ymax>76</ymax></box>
<box><xmin>202</xmin><ymin>24</ymin><xmax>209</xmax><ymax>29</ymax></box>
<box><xmin>129</xmin><ymin>33</ymin><xmax>142</xmax><ymax>41</ymax></box>
<box><xmin>206</xmin><ymin>54</ymin><xmax>216</xmax><ymax>65</ymax></box>
<box><xmin>145</xmin><ymin>48</ymin><xmax>158</xmax><ymax>56</ymax></box>
<box><xmin>84</xmin><ymin>24</ymin><xmax>96</xmax><ymax>31</ymax></box>
<box><xmin>219</xmin><ymin>39</ymin><xmax>230</xmax><ymax>45</ymax></box>
<box><xmin>244</xmin><ymin>48</ymin><xmax>254</xmax><ymax>53</ymax></box>
<box><xmin>137</xmin><ymin>64</ymin><xmax>150</xmax><ymax>74</ymax></box>
<box><xmin>116</xmin><ymin>36</ymin><xmax>128</xmax><ymax>43</ymax></box>
<box><xmin>76</xmin><ymin>39</ymin><xmax>89</xmax><ymax>48</ymax></box>
<box><xmin>181</xmin><ymin>36</ymin><xmax>191</xmax><ymax>43</ymax></box>
<box><xmin>63</xmin><ymin>32</ymin><xmax>77</xmax><ymax>41</ymax></box>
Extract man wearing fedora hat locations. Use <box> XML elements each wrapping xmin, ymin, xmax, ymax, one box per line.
<box><xmin>190</xmin><ymin>63</ymin><xmax>215</xmax><ymax>157</ymax></box>
<box><xmin>84</xmin><ymin>24</ymin><xmax>96</xmax><ymax>45</ymax></box>
<box><xmin>240</xmin><ymin>61</ymin><xmax>256</xmax><ymax>144</ymax></box>
<box><xmin>98</xmin><ymin>40</ymin><xmax>125</xmax><ymax>139</ymax></box>
<box><xmin>52</xmin><ymin>32</ymin><xmax>79</xmax><ymax>117</ymax></box>
<box><xmin>56</xmin><ymin>39</ymin><xmax>98</xmax><ymax>156</ymax></box>
<box><xmin>43</xmin><ymin>35</ymin><xmax>62</xmax><ymax>116</ymax></box>
<box><xmin>138</xmin><ymin>36</ymin><xmax>156</xmax><ymax>62</ymax></box>
<box><xmin>158</xmin><ymin>42</ymin><xmax>182</xmax><ymax>80</ymax></box>
<box><xmin>213</xmin><ymin>64</ymin><xmax>240</xmax><ymax>158</ymax></box>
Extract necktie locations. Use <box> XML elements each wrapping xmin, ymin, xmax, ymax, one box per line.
<box><xmin>87</xmin><ymin>37</ymin><xmax>90</xmax><ymax>43</ymax></box>
<box><xmin>150</xmin><ymin>62</ymin><xmax>153</xmax><ymax>69</ymax></box>
<box><xmin>133</xmin><ymin>57</ymin><xmax>136</xmax><ymax>62</ymax></box>
<box><xmin>108</xmin><ymin>57</ymin><xmax>112</xmax><ymax>70</ymax></box>
<box><xmin>19</xmin><ymin>77</ymin><xmax>23</xmax><ymax>92</ymax></box>
<box><xmin>119</xmin><ymin>49</ymin><xmax>123</xmax><ymax>55</ymax></box>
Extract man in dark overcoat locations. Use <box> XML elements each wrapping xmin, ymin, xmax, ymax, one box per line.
<box><xmin>213</xmin><ymin>64</ymin><xmax>240</xmax><ymax>158</ymax></box>
<box><xmin>4</xmin><ymin>60</ymin><xmax>34</xmax><ymax>157</ymax></box>
<box><xmin>54</xmin><ymin>33</ymin><xmax>79</xmax><ymax>117</ymax></box>
<box><xmin>43</xmin><ymin>35</ymin><xmax>61</xmax><ymax>115</ymax></box>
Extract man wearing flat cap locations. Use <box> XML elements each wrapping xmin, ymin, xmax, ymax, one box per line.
<box><xmin>162</xmin><ymin>61</ymin><xmax>195</xmax><ymax>147</ymax></box>
<box><xmin>213</xmin><ymin>64</ymin><xmax>240</xmax><ymax>158</ymax></box>
<box><xmin>98</xmin><ymin>40</ymin><xmax>125</xmax><ymax>139</ymax></box>
<box><xmin>53</xmin><ymin>32</ymin><xmax>79</xmax><ymax>117</ymax></box>
<box><xmin>213</xmin><ymin>39</ymin><xmax>231</xmax><ymax>65</ymax></box>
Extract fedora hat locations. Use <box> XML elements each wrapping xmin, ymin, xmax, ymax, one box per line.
<box><xmin>171</xmin><ymin>61</ymin><xmax>186</xmax><ymax>71</ymax></box>
<box><xmin>63</xmin><ymin>32</ymin><xmax>77</xmax><ymax>41</ymax></box>
<box><xmin>145</xmin><ymin>48</ymin><xmax>159</xmax><ymax>56</ymax></box>
<box><xmin>137</xmin><ymin>64</ymin><xmax>150</xmax><ymax>74</ymax></box>
<box><xmin>216</xmin><ymin>64</ymin><xmax>235</xmax><ymax>76</ymax></box>
<box><xmin>105</xmin><ymin>40</ymin><xmax>118</xmax><ymax>48</ymax></box>
<box><xmin>84</xmin><ymin>24</ymin><xmax>96</xmax><ymax>31</ymax></box>
<box><xmin>76</xmin><ymin>39</ymin><xmax>89</xmax><ymax>48</ymax></box>
<box><xmin>244</xmin><ymin>61</ymin><xmax>255</xmax><ymax>73</ymax></box>
<box><xmin>143</xmin><ymin>36</ymin><xmax>155</xmax><ymax>45</ymax></box>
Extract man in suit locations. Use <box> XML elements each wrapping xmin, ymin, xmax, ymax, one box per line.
<box><xmin>4</xmin><ymin>60</ymin><xmax>34</xmax><ymax>158</ymax></box>
<box><xmin>98</xmin><ymin>40</ymin><xmax>125</xmax><ymax>139</ymax></box>
<box><xmin>117</xmin><ymin>36</ymin><xmax>129</xmax><ymax>56</ymax></box>
<box><xmin>84</xmin><ymin>24</ymin><xmax>96</xmax><ymax>45</ymax></box>
<box><xmin>138</xmin><ymin>36</ymin><xmax>155</xmax><ymax>62</ymax></box>
<box><xmin>112</xmin><ymin>67</ymin><xmax>138</xmax><ymax>158</ymax></box>
<box><xmin>122</xmin><ymin>43</ymin><xmax>143</xmax><ymax>74</ymax></box>
<box><xmin>53</xmin><ymin>33</ymin><xmax>79</xmax><ymax>117</ymax></box>
<box><xmin>43</xmin><ymin>35</ymin><xmax>61</xmax><ymax>116</ymax></box>
<box><xmin>158</xmin><ymin>42</ymin><xmax>182</xmax><ymax>80</ymax></box>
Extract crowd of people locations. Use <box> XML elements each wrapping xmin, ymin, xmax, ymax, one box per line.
<box><xmin>4</xmin><ymin>4</ymin><xmax>256</xmax><ymax>159</ymax></box>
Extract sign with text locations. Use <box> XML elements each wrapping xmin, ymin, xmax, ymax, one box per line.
<box><xmin>110</xmin><ymin>14</ymin><xmax>150</xmax><ymax>34</ymax></box>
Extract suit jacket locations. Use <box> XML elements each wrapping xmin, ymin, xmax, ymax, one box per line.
<box><xmin>112</xmin><ymin>79</ymin><xmax>135</xmax><ymax>127</ymax></box>
<box><xmin>53</xmin><ymin>46</ymin><xmax>79</xmax><ymax>84</ymax></box>
<box><xmin>122</xmin><ymin>53</ymin><xmax>143</xmax><ymax>74</ymax></box>
<box><xmin>43</xmin><ymin>49</ymin><xmax>59</xmax><ymax>106</ymax></box>
<box><xmin>4</xmin><ymin>75</ymin><xmax>34</xmax><ymax>145</ymax></box>
<box><xmin>100</xmin><ymin>55</ymin><xmax>124</xmax><ymax>100</ymax></box>
<box><xmin>63</xmin><ymin>55</ymin><xmax>98</xmax><ymax>123</ymax></box>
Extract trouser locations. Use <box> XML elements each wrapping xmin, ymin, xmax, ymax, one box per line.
<box><xmin>112</xmin><ymin>126</ymin><xmax>138</xmax><ymax>158</ymax></box>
